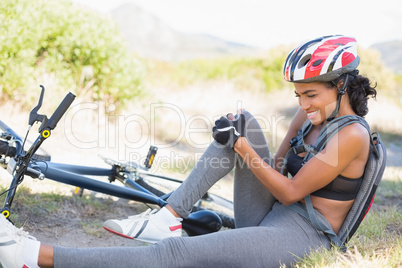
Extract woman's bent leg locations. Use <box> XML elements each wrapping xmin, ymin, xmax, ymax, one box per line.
<box><xmin>167</xmin><ymin>140</ymin><xmax>236</xmax><ymax>218</ymax></box>
<box><xmin>168</xmin><ymin>111</ymin><xmax>276</xmax><ymax>226</ymax></box>
<box><xmin>232</xmin><ymin>111</ymin><xmax>276</xmax><ymax>227</ymax></box>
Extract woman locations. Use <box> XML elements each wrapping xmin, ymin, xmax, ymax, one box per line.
<box><xmin>0</xmin><ymin>35</ymin><xmax>377</xmax><ymax>268</ymax></box>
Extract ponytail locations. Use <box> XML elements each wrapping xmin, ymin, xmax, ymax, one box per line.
<box><xmin>347</xmin><ymin>73</ymin><xmax>377</xmax><ymax>117</ymax></box>
<box><xmin>327</xmin><ymin>71</ymin><xmax>377</xmax><ymax>117</ymax></box>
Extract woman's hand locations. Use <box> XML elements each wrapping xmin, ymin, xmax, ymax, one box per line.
<box><xmin>227</xmin><ymin>108</ymin><xmax>245</xmax><ymax>121</ymax></box>
<box><xmin>212</xmin><ymin>110</ymin><xmax>246</xmax><ymax>149</ymax></box>
<box><xmin>226</xmin><ymin>113</ymin><xmax>236</xmax><ymax>121</ymax></box>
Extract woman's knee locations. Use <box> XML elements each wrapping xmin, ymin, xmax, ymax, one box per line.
<box><xmin>242</xmin><ymin>111</ymin><xmax>270</xmax><ymax>152</ymax></box>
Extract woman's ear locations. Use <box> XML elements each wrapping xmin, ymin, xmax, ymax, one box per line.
<box><xmin>336</xmin><ymin>79</ymin><xmax>345</xmax><ymax>90</ymax></box>
<box><xmin>335</xmin><ymin>77</ymin><xmax>349</xmax><ymax>95</ymax></box>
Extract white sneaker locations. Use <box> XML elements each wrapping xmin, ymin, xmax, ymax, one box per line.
<box><xmin>0</xmin><ymin>214</ymin><xmax>38</xmax><ymax>268</ymax></box>
<box><xmin>103</xmin><ymin>208</ymin><xmax>182</xmax><ymax>244</ymax></box>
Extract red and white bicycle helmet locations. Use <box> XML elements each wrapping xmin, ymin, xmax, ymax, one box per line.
<box><xmin>283</xmin><ymin>35</ymin><xmax>360</xmax><ymax>83</ymax></box>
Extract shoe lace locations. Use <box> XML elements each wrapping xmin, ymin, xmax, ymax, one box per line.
<box><xmin>1</xmin><ymin>215</ymin><xmax>36</xmax><ymax>243</ymax></box>
<box><xmin>127</xmin><ymin>208</ymin><xmax>157</xmax><ymax>220</ymax></box>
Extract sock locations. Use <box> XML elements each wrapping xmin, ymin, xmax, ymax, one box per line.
<box><xmin>22</xmin><ymin>239</ymin><xmax>41</xmax><ymax>268</ymax></box>
<box><xmin>157</xmin><ymin>207</ymin><xmax>182</xmax><ymax>223</ymax></box>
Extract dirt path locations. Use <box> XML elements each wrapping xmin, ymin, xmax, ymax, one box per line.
<box><xmin>24</xmin><ymin>198</ymin><xmax>149</xmax><ymax>249</ymax></box>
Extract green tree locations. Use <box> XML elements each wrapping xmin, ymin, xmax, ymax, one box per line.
<box><xmin>0</xmin><ymin>0</ymin><xmax>145</xmax><ymax>110</ymax></box>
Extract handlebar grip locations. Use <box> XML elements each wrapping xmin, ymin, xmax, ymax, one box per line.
<box><xmin>47</xmin><ymin>92</ymin><xmax>76</xmax><ymax>130</ymax></box>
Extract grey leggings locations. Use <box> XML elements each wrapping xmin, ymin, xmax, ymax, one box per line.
<box><xmin>54</xmin><ymin>111</ymin><xmax>331</xmax><ymax>267</ymax></box>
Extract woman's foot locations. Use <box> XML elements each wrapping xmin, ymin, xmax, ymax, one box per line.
<box><xmin>0</xmin><ymin>214</ymin><xmax>40</xmax><ymax>268</ymax></box>
<box><xmin>103</xmin><ymin>207</ymin><xmax>182</xmax><ymax>244</ymax></box>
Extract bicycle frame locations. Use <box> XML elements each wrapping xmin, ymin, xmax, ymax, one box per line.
<box><xmin>0</xmin><ymin>118</ymin><xmax>169</xmax><ymax>213</ymax></box>
<box><xmin>30</xmin><ymin>161</ymin><xmax>168</xmax><ymax>207</ymax></box>
<box><xmin>1</xmin><ymin>117</ymin><xmax>170</xmax><ymax>208</ymax></box>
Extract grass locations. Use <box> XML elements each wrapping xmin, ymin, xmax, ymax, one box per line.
<box><xmin>376</xmin><ymin>177</ymin><xmax>402</xmax><ymax>201</ymax></box>
<box><xmin>80</xmin><ymin>221</ymin><xmax>105</xmax><ymax>238</ymax></box>
<box><xmin>0</xmin><ymin>185</ymin><xmax>115</xmax><ymax>229</ymax></box>
<box><xmin>378</xmin><ymin>130</ymin><xmax>402</xmax><ymax>147</ymax></box>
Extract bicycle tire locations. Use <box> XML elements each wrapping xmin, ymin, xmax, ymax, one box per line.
<box><xmin>135</xmin><ymin>176</ymin><xmax>235</xmax><ymax>229</ymax></box>
<box><xmin>0</xmin><ymin>140</ymin><xmax>17</xmax><ymax>157</ymax></box>
<box><xmin>0</xmin><ymin>139</ymin><xmax>51</xmax><ymax>161</ymax></box>
<box><xmin>30</xmin><ymin>151</ymin><xmax>52</xmax><ymax>162</ymax></box>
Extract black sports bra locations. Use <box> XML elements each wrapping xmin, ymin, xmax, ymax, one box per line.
<box><xmin>286</xmin><ymin>154</ymin><xmax>363</xmax><ymax>201</ymax></box>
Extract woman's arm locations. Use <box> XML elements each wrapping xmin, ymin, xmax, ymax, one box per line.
<box><xmin>273</xmin><ymin>108</ymin><xmax>306</xmax><ymax>172</ymax></box>
<box><xmin>234</xmin><ymin>123</ymin><xmax>369</xmax><ymax>205</ymax></box>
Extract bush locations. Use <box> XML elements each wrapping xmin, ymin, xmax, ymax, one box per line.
<box><xmin>0</xmin><ymin>0</ymin><xmax>145</xmax><ymax>110</ymax></box>
<box><xmin>146</xmin><ymin>46</ymin><xmax>290</xmax><ymax>92</ymax></box>
<box><xmin>358</xmin><ymin>47</ymin><xmax>400</xmax><ymax>102</ymax></box>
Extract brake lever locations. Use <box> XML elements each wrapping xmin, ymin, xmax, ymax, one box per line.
<box><xmin>28</xmin><ymin>85</ymin><xmax>48</xmax><ymax>129</ymax></box>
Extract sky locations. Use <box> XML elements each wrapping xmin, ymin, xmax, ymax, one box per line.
<box><xmin>70</xmin><ymin>0</ymin><xmax>402</xmax><ymax>49</ymax></box>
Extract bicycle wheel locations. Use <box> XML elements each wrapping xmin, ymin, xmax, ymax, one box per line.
<box><xmin>0</xmin><ymin>139</ymin><xmax>51</xmax><ymax>162</ymax></box>
<box><xmin>0</xmin><ymin>132</ymin><xmax>51</xmax><ymax>161</ymax></box>
<box><xmin>135</xmin><ymin>175</ymin><xmax>235</xmax><ymax>229</ymax></box>
<box><xmin>0</xmin><ymin>140</ymin><xmax>17</xmax><ymax>157</ymax></box>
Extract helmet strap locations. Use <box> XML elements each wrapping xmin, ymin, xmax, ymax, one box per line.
<box><xmin>327</xmin><ymin>94</ymin><xmax>343</xmax><ymax>121</ymax></box>
<box><xmin>326</xmin><ymin>74</ymin><xmax>350</xmax><ymax>121</ymax></box>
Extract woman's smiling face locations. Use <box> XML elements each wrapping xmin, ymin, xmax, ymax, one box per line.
<box><xmin>294</xmin><ymin>82</ymin><xmax>338</xmax><ymax>125</ymax></box>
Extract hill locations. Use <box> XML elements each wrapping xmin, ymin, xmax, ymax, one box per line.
<box><xmin>111</xmin><ymin>3</ymin><xmax>402</xmax><ymax>73</ymax></box>
<box><xmin>371</xmin><ymin>40</ymin><xmax>402</xmax><ymax>74</ymax></box>
<box><xmin>110</xmin><ymin>3</ymin><xmax>262</xmax><ymax>61</ymax></box>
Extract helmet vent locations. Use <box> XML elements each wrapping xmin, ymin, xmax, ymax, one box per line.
<box><xmin>298</xmin><ymin>55</ymin><xmax>311</xmax><ymax>69</ymax></box>
<box><xmin>312</xmin><ymin>59</ymin><xmax>323</xmax><ymax>67</ymax></box>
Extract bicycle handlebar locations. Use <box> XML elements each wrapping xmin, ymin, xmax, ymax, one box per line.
<box><xmin>47</xmin><ymin>92</ymin><xmax>76</xmax><ymax>130</ymax></box>
<box><xmin>0</xmin><ymin>89</ymin><xmax>76</xmax><ymax>215</ymax></box>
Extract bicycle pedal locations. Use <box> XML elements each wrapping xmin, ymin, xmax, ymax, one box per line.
<box><xmin>144</xmin><ymin>146</ymin><xmax>158</xmax><ymax>169</ymax></box>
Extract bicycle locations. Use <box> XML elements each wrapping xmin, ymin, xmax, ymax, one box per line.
<box><xmin>0</xmin><ymin>86</ymin><xmax>235</xmax><ymax>237</ymax></box>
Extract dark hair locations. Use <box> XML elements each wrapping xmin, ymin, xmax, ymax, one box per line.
<box><xmin>326</xmin><ymin>71</ymin><xmax>377</xmax><ymax>117</ymax></box>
